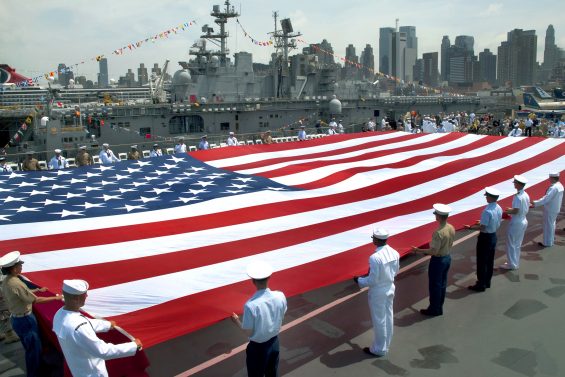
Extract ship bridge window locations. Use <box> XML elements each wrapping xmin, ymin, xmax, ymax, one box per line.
<box><xmin>169</xmin><ymin>115</ymin><xmax>204</xmax><ymax>134</ymax></box>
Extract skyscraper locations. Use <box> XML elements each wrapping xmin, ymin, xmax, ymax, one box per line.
<box><xmin>360</xmin><ymin>44</ymin><xmax>375</xmax><ymax>80</ymax></box>
<box><xmin>422</xmin><ymin>52</ymin><xmax>439</xmax><ymax>87</ymax></box>
<box><xmin>399</xmin><ymin>26</ymin><xmax>417</xmax><ymax>82</ymax></box>
<box><xmin>541</xmin><ymin>25</ymin><xmax>559</xmax><ymax>81</ymax></box>
<box><xmin>98</xmin><ymin>58</ymin><xmax>109</xmax><ymax>88</ymax></box>
<box><xmin>380</xmin><ymin>25</ymin><xmax>415</xmax><ymax>82</ymax></box>
<box><xmin>479</xmin><ymin>49</ymin><xmax>497</xmax><ymax>84</ymax></box>
<box><xmin>344</xmin><ymin>44</ymin><xmax>359</xmax><ymax>80</ymax></box>
<box><xmin>454</xmin><ymin>35</ymin><xmax>475</xmax><ymax>55</ymax></box>
<box><xmin>440</xmin><ymin>36</ymin><xmax>450</xmax><ymax>81</ymax></box>
<box><xmin>379</xmin><ymin>27</ymin><xmax>395</xmax><ymax>75</ymax></box>
<box><xmin>391</xmin><ymin>31</ymin><xmax>407</xmax><ymax>81</ymax></box>
<box><xmin>137</xmin><ymin>63</ymin><xmax>148</xmax><ymax>86</ymax></box>
<box><xmin>497</xmin><ymin>29</ymin><xmax>537</xmax><ymax>86</ymax></box>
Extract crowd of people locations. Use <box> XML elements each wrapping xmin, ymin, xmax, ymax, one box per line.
<box><xmin>363</xmin><ymin>111</ymin><xmax>565</xmax><ymax>137</ymax></box>
<box><xmin>1</xmin><ymin>170</ymin><xmax>561</xmax><ymax>376</ymax></box>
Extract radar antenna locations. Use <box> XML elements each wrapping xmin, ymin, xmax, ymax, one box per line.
<box><xmin>269</xmin><ymin>13</ymin><xmax>302</xmax><ymax>98</ymax></box>
<box><xmin>189</xmin><ymin>1</ymin><xmax>239</xmax><ymax>67</ymax></box>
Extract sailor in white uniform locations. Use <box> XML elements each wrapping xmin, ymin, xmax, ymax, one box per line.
<box><xmin>149</xmin><ymin>144</ymin><xmax>163</xmax><ymax>157</ymax></box>
<box><xmin>53</xmin><ymin>280</ymin><xmax>142</xmax><ymax>377</ymax></box>
<box><xmin>337</xmin><ymin>120</ymin><xmax>344</xmax><ymax>134</ymax></box>
<box><xmin>531</xmin><ymin>172</ymin><xmax>564</xmax><ymax>247</ymax></box>
<box><xmin>500</xmin><ymin>175</ymin><xmax>530</xmax><ymax>270</ymax></box>
<box><xmin>0</xmin><ymin>156</ymin><xmax>13</xmax><ymax>172</ymax></box>
<box><xmin>174</xmin><ymin>137</ymin><xmax>187</xmax><ymax>154</ymax></box>
<box><xmin>99</xmin><ymin>144</ymin><xmax>119</xmax><ymax>164</ymax></box>
<box><xmin>508</xmin><ymin>124</ymin><xmax>522</xmax><ymax>137</ymax></box>
<box><xmin>227</xmin><ymin>132</ymin><xmax>238</xmax><ymax>146</ymax></box>
<box><xmin>48</xmin><ymin>149</ymin><xmax>69</xmax><ymax>170</ymax></box>
<box><xmin>355</xmin><ymin>228</ymin><xmax>399</xmax><ymax>357</ymax></box>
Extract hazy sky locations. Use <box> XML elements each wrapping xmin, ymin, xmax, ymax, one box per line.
<box><xmin>1</xmin><ymin>0</ymin><xmax>564</xmax><ymax>83</ymax></box>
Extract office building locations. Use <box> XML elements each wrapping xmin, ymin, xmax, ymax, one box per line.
<box><xmin>479</xmin><ymin>49</ymin><xmax>497</xmax><ymax>84</ymax></box>
<box><xmin>422</xmin><ymin>52</ymin><xmax>439</xmax><ymax>87</ymax></box>
<box><xmin>440</xmin><ymin>36</ymin><xmax>450</xmax><ymax>81</ymax></box>
<box><xmin>98</xmin><ymin>58</ymin><xmax>109</xmax><ymax>88</ymax></box>
<box><xmin>497</xmin><ymin>29</ymin><xmax>537</xmax><ymax>86</ymax></box>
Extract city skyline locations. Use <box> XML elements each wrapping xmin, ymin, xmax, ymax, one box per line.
<box><xmin>1</xmin><ymin>0</ymin><xmax>564</xmax><ymax>83</ymax></box>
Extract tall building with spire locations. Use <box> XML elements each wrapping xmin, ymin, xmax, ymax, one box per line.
<box><xmin>379</xmin><ymin>25</ymin><xmax>417</xmax><ymax>82</ymax></box>
<box><xmin>541</xmin><ymin>25</ymin><xmax>559</xmax><ymax>81</ymax></box>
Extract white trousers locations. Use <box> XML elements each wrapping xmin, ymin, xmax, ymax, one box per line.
<box><xmin>368</xmin><ymin>288</ymin><xmax>394</xmax><ymax>355</ymax></box>
<box><xmin>506</xmin><ymin>219</ymin><xmax>527</xmax><ymax>268</ymax></box>
<box><xmin>542</xmin><ymin>209</ymin><xmax>558</xmax><ymax>246</ymax></box>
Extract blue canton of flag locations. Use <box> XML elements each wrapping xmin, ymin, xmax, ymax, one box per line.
<box><xmin>0</xmin><ymin>154</ymin><xmax>294</xmax><ymax>224</ymax></box>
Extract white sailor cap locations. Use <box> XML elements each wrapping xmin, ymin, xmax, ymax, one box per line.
<box><xmin>131</xmin><ymin>145</ymin><xmax>138</xmax><ymax>149</ymax></box>
<box><xmin>178</xmin><ymin>137</ymin><xmax>184</xmax><ymax>140</ymax></box>
<box><xmin>201</xmin><ymin>135</ymin><xmax>207</xmax><ymax>138</ymax></box>
<box><xmin>229</xmin><ymin>131</ymin><xmax>234</xmax><ymax>135</ymax></box>
<box><xmin>102</xmin><ymin>143</ymin><xmax>109</xmax><ymax>148</ymax></box>
<box><xmin>0</xmin><ymin>251</ymin><xmax>23</xmax><ymax>268</ymax></box>
<box><xmin>79</xmin><ymin>145</ymin><xmax>86</xmax><ymax>150</ymax></box>
<box><xmin>433</xmin><ymin>203</ymin><xmax>452</xmax><ymax>216</ymax></box>
<box><xmin>300</xmin><ymin>125</ymin><xmax>305</xmax><ymax>128</ymax></box>
<box><xmin>484</xmin><ymin>187</ymin><xmax>501</xmax><ymax>197</ymax></box>
<box><xmin>246</xmin><ymin>261</ymin><xmax>273</xmax><ymax>280</ymax></box>
<box><xmin>372</xmin><ymin>228</ymin><xmax>389</xmax><ymax>240</ymax></box>
<box><xmin>54</xmin><ymin>149</ymin><xmax>62</xmax><ymax>153</ymax></box>
<box><xmin>153</xmin><ymin>143</ymin><xmax>159</xmax><ymax>147</ymax></box>
<box><xmin>26</xmin><ymin>150</ymin><xmax>35</xmax><ymax>155</ymax></box>
<box><xmin>62</xmin><ymin>279</ymin><xmax>89</xmax><ymax>295</ymax></box>
<box><xmin>549</xmin><ymin>172</ymin><xmax>559</xmax><ymax>178</ymax></box>
<box><xmin>0</xmin><ymin>156</ymin><xmax>5</xmax><ymax>161</ymax></box>
<box><xmin>513</xmin><ymin>175</ymin><xmax>528</xmax><ymax>184</ymax></box>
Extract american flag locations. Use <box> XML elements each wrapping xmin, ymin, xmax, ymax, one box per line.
<box><xmin>1</xmin><ymin>132</ymin><xmax>563</xmax><ymax>347</ymax></box>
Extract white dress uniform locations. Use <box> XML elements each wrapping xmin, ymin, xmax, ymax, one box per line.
<box><xmin>357</xmin><ymin>244</ymin><xmax>400</xmax><ymax>356</ymax></box>
<box><xmin>327</xmin><ymin>127</ymin><xmax>337</xmax><ymax>135</ymax></box>
<box><xmin>508</xmin><ymin>127</ymin><xmax>522</xmax><ymax>137</ymax></box>
<box><xmin>227</xmin><ymin>136</ymin><xmax>238</xmax><ymax>146</ymax></box>
<box><xmin>337</xmin><ymin>122</ymin><xmax>344</xmax><ymax>134</ymax></box>
<box><xmin>297</xmin><ymin>129</ymin><xmax>306</xmax><ymax>141</ymax></box>
<box><xmin>174</xmin><ymin>143</ymin><xmax>187</xmax><ymax>154</ymax></box>
<box><xmin>99</xmin><ymin>149</ymin><xmax>119</xmax><ymax>164</ymax></box>
<box><xmin>533</xmin><ymin>179</ymin><xmax>564</xmax><ymax>246</ymax></box>
<box><xmin>1</xmin><ymin>163</ymin><xmax>13</xmax><ymax>172</ymax></box>
<box><xmin>53</xmin><ymin>310</ymin><xmax>137</xmax><ymax>377</ymax></box>
<box><xmin>149</xmin><ymin>148</ymin><xmax>163</xmax><ymax>157</ymax></box>
<box><xmin>506</xmin><ymin>189</ymin><xmax>530</xmax><ymax>269</ymax></box>
<box><xmin>48</xmin><ymin>156</ymin><xmax>69</xmax><ymax>170</ymax></box>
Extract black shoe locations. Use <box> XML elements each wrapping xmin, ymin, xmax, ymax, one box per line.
<box><xmin>468</xmin><ymin>284</ymin><xmax>485</xmax><ymax>292</ymax></box>
<box><xmin>537</xmin><ymin>242</ymin><xmax>548</xmax><ymax>248</ymax></box>
<box><xmin>419</xmin><ymin>308</ymin><xmax>442</xmax><ymax>316</ymax></box>
<box><xmin>363</xmin><ymin>347</ymin><xmax>384</xmax><ymax>357</ymax></box>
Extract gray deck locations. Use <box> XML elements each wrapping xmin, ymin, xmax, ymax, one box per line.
<box><xmin>2</xmin><ymin>205</ymin><xmax>564</xmax><ymax>377</ymax></box>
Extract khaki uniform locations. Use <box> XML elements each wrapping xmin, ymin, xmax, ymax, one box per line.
<box><xmin>127</xmin><ymin>150</ymin><xmax>140</xmax><ymax>160</ymax></box>
<box><xmin>76</xmin><ymin>151</ymin><xmax>93</xmax><ymax>166</ymax></box>
<box><xmin>22</xmin><ymin>158</ymin><xmax>42</xmax><ymax>171</ymax></box>
<box><xmin>2</xmin><ymin>275</ymin><xmax>36</xmax><ymax>315</ymax></box>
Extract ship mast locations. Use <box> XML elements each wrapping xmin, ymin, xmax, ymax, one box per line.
<box><xmin>270</xmin><ymin>13</ymin><xmax>302</xmax><ymax>98</ymax></box>
<box><xmin>190</xmin><ymin>1</ymin><xmax>239</xmax><ymax>68</ymax></box>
